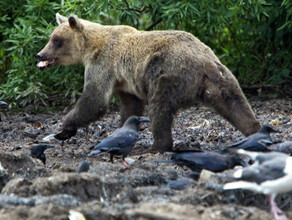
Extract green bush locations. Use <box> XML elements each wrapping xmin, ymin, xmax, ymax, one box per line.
<box><xmin>0</xmin><ymin>0</ymin><xmax>291</xmax><ymax>109</ymax></box>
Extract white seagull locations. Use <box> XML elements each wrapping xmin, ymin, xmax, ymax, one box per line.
<box><xmin>224</xmin><ymin>149</ymin><xmax>292</xmax><ymax>220</ymax></box>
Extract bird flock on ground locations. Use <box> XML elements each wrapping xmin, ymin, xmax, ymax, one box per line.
<box><xmin>1</xmin><ymin>101</ymin><xmax>292</xmax><ymax>220</ymax></box>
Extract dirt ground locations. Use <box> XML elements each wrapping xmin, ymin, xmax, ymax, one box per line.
<box><xmin>0</xmin><ymin>97</ymin><xmax>291</xmax><ymax>220</ymax></box>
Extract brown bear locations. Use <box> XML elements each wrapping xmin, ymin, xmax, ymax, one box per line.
<box><xmin>36</xmin><ymin>13</ymin><xmax>260</xmax><ymax>152</ymax></box>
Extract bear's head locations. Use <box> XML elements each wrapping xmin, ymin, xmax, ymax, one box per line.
<box><xmin>36</xmin><ymin>13</ymin><xmax>85</xmax><ymax>71</ymax></box>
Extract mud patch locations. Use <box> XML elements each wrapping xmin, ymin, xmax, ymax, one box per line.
<box><xmin>0</xmin><ymin>98</ymin><xmax>291</xmax><ymax>219</ymax></box>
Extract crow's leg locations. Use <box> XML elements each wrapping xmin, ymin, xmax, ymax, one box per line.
<box><xmin>110</xmin><ymin>154</ymin><xmax>114</xmax><ymax>163</ymax></box>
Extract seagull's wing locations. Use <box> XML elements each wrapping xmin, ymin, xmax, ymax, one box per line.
<box><xmin>237</xmin><ymin>149</ymin><xmax>287</xmax><ymax>164</ymax></box>
<box><xmin>233</xmin><ymin>158</ymin><xmax>287</xmax><ymax>184</ymax></box>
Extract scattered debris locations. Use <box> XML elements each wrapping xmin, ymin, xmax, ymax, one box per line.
<box><xmin>0</xmin><ymin>98</ymin><xmax>291</xmax><ymax>219</ymax></box>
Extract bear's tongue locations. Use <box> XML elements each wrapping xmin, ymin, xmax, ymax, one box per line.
<box><xmin>37</xmin><ymin>60</ymin><xmax>54</xmax><ymax>71</ymax></box>
<box><xmin>37</xmin><ymin>61</ymin><xmax>49</xmax><ymax>69</ymax></box>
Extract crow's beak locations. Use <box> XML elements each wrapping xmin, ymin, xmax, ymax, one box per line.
<box><xmin>46</xmin><ymin>145</ymin><xmax>55</xmax><ymax>149</ymax></box>
<box><xmin>138</xmin><ymin>117</ymin><xmax>150</xmax><ymax>123</ymax></box>
<box><xmin>238</xmin><ymin>159</ymin><xmax>249</xmax><ymax>167</ymax></box>
<box><xmin>88</xmin><ymin>149</ymin><xmax>102</xmax><ymax>157</ymax></box>
<box><xmin>0</xmin><ymin>101</ymin><xmax>8</xmax><ymax>108</ymax></box>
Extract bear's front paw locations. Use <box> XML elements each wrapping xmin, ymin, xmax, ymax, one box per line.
<box><xmin>150</xmin><ymin>143</ymin><xmax>173</xmax><ymax>153</ymax></box>
<box><xmin>54</xmin><ymin>126</ymin><xmax>77</xmax><ymax>140</ymax></box>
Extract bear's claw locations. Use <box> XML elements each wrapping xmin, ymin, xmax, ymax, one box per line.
<box><xmin>54</xmin><ymin>128</ymin><xmax>77</xmax><ymax>140</ymax></box>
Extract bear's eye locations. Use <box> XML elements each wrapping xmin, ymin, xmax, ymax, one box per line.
<box><xmin>52</xmin><ymin>36</ymin><xmax>63</xmax><ymax>48</ymax></box>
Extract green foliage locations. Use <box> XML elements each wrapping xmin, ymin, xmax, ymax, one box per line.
<box><xmin>0</xmin><ymin>0</ymin><xmax>291</xmax><ymax>109</ymax></box>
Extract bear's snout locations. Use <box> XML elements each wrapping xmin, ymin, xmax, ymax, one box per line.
<box><xmin>36</xmin><ymin>52</ymin><xmax>44</xmax><ymax>60</ymax></box>
<box><xmin>36</xmin><ymin>52</ymin><xmax>56</xmax><ymax>71</ymax></box>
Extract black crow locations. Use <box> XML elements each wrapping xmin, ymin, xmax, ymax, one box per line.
<box><xmin>0</xmin><ymin>101</ymin><xmax>8</xmax><ymax>121</ymax></box>
<box><xmin>224</xmin><ymin>150</ymin><xmax>292</xmax><ymax>220</ymax></box>
<box><xmin>29</xmin><ymin>144</ymin><xmax>55</xmax><ymax>165</ymax></box>
<box><xmin>77</xmin><ymin>161</ymin><xmax>91</xmax><ymax>173</ymax></box>
<box><xmin>88</xmin><ymin>116</ymin><xmax>150</xmax><ymax>167</ymax></box>
<box><xmin>228</xmin><ymin>124</ymin><xmax>277</xmax><ymax>151</ymax></box>
<box><xmin>158</xmin><ymin>150</ymin><xmax>247</xmax><ymax>173</ymax></box>
<box><xmin>0</xmin><ymin>101</ymin><xmax>8</xmax><ymax>108</ymax></box>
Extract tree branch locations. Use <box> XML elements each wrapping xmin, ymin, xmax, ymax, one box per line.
<box><xmin>241</xmin><ymin>83</ymin><xmax>286</xmax><ymax>90</ymax></box>
<box><xmin>146</xmin><ymin>17</ymin><xmax>163</xmax><ymax>31</ymax></box>
<box><xmin>109</xmin><ymin>0</ymin><xmax>147</xmax><ymax>13</ymax></box>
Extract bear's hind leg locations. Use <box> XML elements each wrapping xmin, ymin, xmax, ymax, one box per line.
<box><xmin>147</xmin><ymin>75</ymin><xmax>185</xmax><ymax>152</ymax></box>
<box><xmin>117</xmin><ymin>92</ymin><xmax>145</xmax><ymax>125</ymax></box>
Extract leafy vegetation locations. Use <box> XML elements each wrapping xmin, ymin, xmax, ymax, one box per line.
<box><xmin>0</xmin><ymin>0</ymin><xmax>291</xmax><ymax>109</ymax></box>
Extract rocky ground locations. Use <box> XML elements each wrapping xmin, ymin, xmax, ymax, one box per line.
<box><xmin>0</xmin><ymin>97</ymin><xmax>291</xmax><ymax>220</ymax></box>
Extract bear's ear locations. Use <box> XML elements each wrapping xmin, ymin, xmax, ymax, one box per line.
<box><xmin>68</xmin><ymin>15</ymin><xmax>84</xmax><ymax>32</ymax></box>
<box><xmin>56</xmin><ymin>13</ymin><xmax>67</xmax><ymax>25</ymax></box>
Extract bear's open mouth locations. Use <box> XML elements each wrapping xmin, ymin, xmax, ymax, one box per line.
<box><xmin>37</xmin><ymin>59</ymin><xmax>56</xmax><ymax>71</ymax></box>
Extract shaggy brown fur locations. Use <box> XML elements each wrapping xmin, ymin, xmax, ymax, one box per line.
<box><xmin>36</xmin><ymin>14</ymin><xmax>260</xmax><ymax>152</ymax></box>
